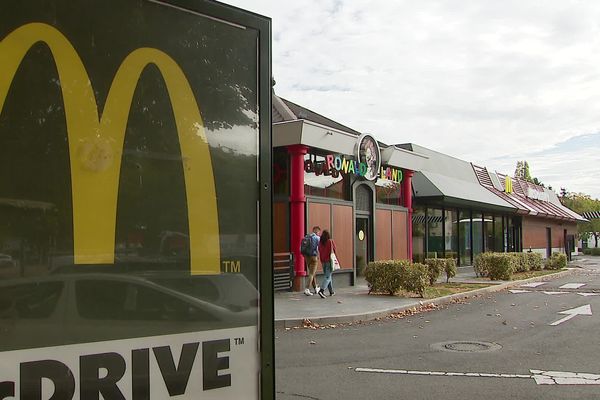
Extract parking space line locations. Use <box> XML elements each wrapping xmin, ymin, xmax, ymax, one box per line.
<box><xmin>559</xmin><ymin>283</ymin><xmax>586</xmax><ymax>289</ymax></box>
<box><xmin>521</xmin><ymin>282</ymin><xmax>546</xmax><ymax>288</ymax></box>
<box><xmin>355</xmin><ymin>367</ymin><xmax>600</xmax><ymax>385</ymax></box>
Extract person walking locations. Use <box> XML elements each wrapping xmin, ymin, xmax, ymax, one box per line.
<box><xmin>303</xmin><ymin>226</ymin><xmax>321</xmax><ymax>296</ymax></box>
<box><xmin>317</xmin><ymin>229</ymin><xmax>336</xmax><ymax>298</ymax></box>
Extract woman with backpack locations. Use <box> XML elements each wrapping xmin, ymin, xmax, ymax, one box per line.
<box><xmin>317</xmin><ymin>229</ymin><xmax>337</xmax><ymax>298</ymax></box>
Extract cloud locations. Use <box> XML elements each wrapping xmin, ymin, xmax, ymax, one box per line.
<box><xmin>485</xmin><ymin>133</ymin><xmax>600</xmax><ymax>199</ymax></box>
<box><xmin>227</xmin><ymin>0</ymin><xmax>600</xmax><ymax>198</ymax></box>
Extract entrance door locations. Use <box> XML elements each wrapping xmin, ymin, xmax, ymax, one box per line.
<box><xmin>356</xmin><ymin>217</ymin><xmax>370</xmax><ymax>275</ymax></box>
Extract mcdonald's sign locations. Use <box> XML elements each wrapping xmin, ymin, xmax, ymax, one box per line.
<box><xmin>0</xmin><ymin>22</ymin><xmax>221</xmax><ymax>274</ymax></box>
<box><xmin>0</xmin><ymin>1</ymin><xmax>273</xmax><ymax>398</ymax></box>
<box><xmin>505</xmin><ymin>175</ymin><xmax>513</xmax><ymax>194</ymax></box>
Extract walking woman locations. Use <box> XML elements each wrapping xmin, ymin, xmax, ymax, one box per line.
<box><xmin>317</xmin><ymin>229</ymin><xmax>336</xmax><ymax>298</ymax></box>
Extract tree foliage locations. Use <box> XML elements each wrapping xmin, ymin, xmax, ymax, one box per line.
<box><xmin>561</xmin><ymin>191</ymin><xmax>600</xmax><ymax>247</ymax></box>
<box><xmin>514</xmin><ymin>160</ymin><xmax>543</xmax><ymax>186</ymax></box>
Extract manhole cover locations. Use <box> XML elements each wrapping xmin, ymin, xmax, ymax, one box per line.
<box><xmin>431</xmin><ymin>341</ymin><xmax>502</xmax><ymax>353</ymax></box>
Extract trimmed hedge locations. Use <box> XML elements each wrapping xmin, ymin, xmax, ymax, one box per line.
<box><xmin>475</xmin><ymin>252</ymin><xmax>543</xmax><ymax>279</ymax></box>
<box><xmin>424</xmin><ymin>258</ymin><xmax>445</xmax><ymax>285</ymax></box>
<box><xmin>511</xmin><ymin>253</ymin><xmax>529</xmax><ymax>273</ymax></box>
<box><xmin>444</xmin><ymin>258</ymin><xmax>457</xmax><ymax>283</ymax></box>
<box><xmin>525</xmin><ymin>252</ymin><xmax>543</xmax><ymax>271</ymax></box>
<box><xmin>403</xmin><ymin>263</ymin><xmax>429</xmax><ymax>297</ymax></box>
<box><xmin>473</xmin><ymin>253</ymin><xmax>489</xmax><ymax>278</ymax></box>
<box><xmin>365</xmin><ymin>259</ymin><xmax>429</xmax><ymax>297</ymax></box>
<box><xmin>487</xmin><ymin>253</ymin><xmax>517</xmax><ymax>280</ymax></box>
<box><xmin>583</xmin><ymin>248</ymin><xmax>600</xmax><ymax>256</ymax></box>
<box><xmin>545</xmin><ymin>252</ymin><xmax>567</xmax><ymax>270</ymax></box>
<box><xmin>364</xmin><ymin>260</ymin><xmax>405</xmax><ymax>295</ymax></box>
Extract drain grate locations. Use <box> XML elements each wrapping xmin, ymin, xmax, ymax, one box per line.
<box><xmin>431</xmin><ymin>341</ymin><xmax>502</xmax><ymax>353</ymax></box>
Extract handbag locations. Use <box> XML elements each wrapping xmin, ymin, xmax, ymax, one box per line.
<box><xmin>330</xmin><ymin>251</ymin><xmax>341</xmax><ymax>271</ymax></box>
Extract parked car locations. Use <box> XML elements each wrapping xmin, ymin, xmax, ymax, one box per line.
<box><xmin>0</xmin><ymin>273</ymin><xmax>258</xmax><ymax>351</ymax></box>
<box><xmin>0</xmin><ymin>254</ymin><xmax>16</xmax><ymax>269</ymax></box>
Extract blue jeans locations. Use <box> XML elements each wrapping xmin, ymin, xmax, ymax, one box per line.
<box><xmin>321</xmin><ymin>261</ymin><xmax>333</xmax><ymax>293</ymax></box>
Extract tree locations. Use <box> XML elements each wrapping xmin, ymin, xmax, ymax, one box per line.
<box><xmin>561</xmin><ymin>191</ymin><xmax>600</xmax><ymax>247</ymax></box>
<box><xmin>514</xmin><ymin>160</ymin><xmax>541</xmax><ymax>185</ymax></box>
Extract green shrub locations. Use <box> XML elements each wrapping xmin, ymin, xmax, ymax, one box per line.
<box><xmin>584</xmin><ymin>248</ymin><xmax>600</xmax><ymax>256</ymax></box>
<box><xmin>365</xmin><ymin>260</ymin><xmax>403</xmax><ymax>295</ymax></box>
<box><xmin>475</xmin><ymin>253</ymin><xmax>516</xmax><ymax>280</ymax></box>
<box><xmin>401</xmin><ymin>263</ymin><xmax>429</xmax><ymax>298</ymax></box>
<box><xmin>487</xmin><ymin>253</ymin><xmax>517</xmax><ymax>280</ymax></box>
<box><xmin>509</xmin><ymin>253</ymin><xmax>529</xmax><ymax>273</ymax></box>
<box><xmin>525</xmin><ymin>252</ymin><xmax>543</xmax><ymax>271</ymax></box>
<box><xmin>545</xmin><ymin>252</ymin><xmax>567</xmax><ymax>270</ymax></box>
<box><xmin>424</xmin><ymin>258</ymin><xmax>445</xmax><ymax>285</ymax></box>
<box><xmin>444</xmin><ymin>258</ymin><xmax>457</xmax><ymax>283</ymax></box>
<box><xmin>365</xmin><ymin>260</ymin><xmax>429</xmax><ymax>297</ymax></box>
<box><xmin>473</xmin><ymin>253</ymin><xmax>489</xmax><ymax>277</ymax></box>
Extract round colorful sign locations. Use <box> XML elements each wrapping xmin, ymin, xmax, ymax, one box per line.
<box><xmin>356</xmin><ymin>134</ymin><xmax>381</xmax><ymax>181</ymax></box>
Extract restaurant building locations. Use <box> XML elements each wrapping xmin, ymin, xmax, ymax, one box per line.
<box><xmin>272</xmin><ymin>95</ymin><xmax>586</xmax><ymax>290</ymax></box>
<box><xmin>272</xmin><ymin>94</ymin><xmax>426</xmax><ymax>290</ymax></box>
<box><xmin>403</xmin><ymin>144</ymin><xmax>585</xmax><ymax>266</ymax></box>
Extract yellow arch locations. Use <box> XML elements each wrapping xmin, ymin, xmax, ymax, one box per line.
<box><xmin>0</xmin><ymin>23</ymin><xmax>220</xmax><ymax>274</ymax></box>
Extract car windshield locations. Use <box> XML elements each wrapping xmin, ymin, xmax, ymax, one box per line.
<box><xmin>147</xmin><ymin>275</ymin><xmax>258</xmax><ymax>312</ymax></box>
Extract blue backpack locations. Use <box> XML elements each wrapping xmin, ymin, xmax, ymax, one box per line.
<box><xmin>300</xmin><ymin>235</ymin><xmax>313</xmax><ymax>256</ymax></box>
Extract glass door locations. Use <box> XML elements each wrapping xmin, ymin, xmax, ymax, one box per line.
<box><xmin>356</xmin><ymin>217</ymin><xmax>370</xmax><ymax>275</ymax></box>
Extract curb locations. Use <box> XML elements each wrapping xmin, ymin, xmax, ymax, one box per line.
<box><xmin>275</xmin><ymin>268</ymin><xmax>578</xmax><ymax>329</ymax></box>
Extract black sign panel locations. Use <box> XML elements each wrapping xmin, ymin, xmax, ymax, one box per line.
<box><xmin>0</xmin><ymin>0</ymin><xmax>272</xmax><ymax>398</ymax></box>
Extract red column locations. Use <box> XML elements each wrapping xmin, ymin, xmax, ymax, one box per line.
<box><xmin>288</xmin><ymin>145</ymin><xmax>308</xmax><ymax>291</ymax></box>
<box><xmin>403</xmin><ymin>169</ymin><xmax>414</xmax><ymax>261</ymax></box>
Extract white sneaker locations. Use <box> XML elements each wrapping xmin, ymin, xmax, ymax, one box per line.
<box><xmin>304</xmin><ymin>288</ymin><xmax>313</xmax><ymax>296</ymax></box>
<box><xmin>315</xmin><ymin>286</ymin><xmax>321</xmax><ymax>295</ymax></box>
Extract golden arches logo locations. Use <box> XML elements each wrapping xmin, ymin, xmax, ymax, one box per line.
<box><xmin>0</xmin><ymin>23</ymin><xmax>220</xmax><ymax>275</ymax></box>
<box><xmin>505</xmin><ymin>176</ymin><xmax>513</xmax><ymax>194</ymax></box>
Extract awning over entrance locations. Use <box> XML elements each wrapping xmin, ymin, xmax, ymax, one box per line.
<box><xmin>273</xmin><ymin>119</ymin><xmax>428</xmax><ymax>172</ymax></box>
<box><xmin>398</xmin><ymin>143</ymin><xmax>516</xmax><ymax>212</ymax></box>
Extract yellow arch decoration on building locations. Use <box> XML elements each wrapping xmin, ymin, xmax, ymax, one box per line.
<box><xmin>0</xmin><ymin>23</ymin><xmax>220</xmax><ymax>274</ymax></box>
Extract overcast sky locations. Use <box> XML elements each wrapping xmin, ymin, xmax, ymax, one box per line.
<box><xmin>226</xmin><ymin>0</ymin><xmax>600</xmax><ymax>199</ymax></box>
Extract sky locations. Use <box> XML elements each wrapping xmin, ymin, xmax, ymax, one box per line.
<box><xmin>225</xmin><ymin>0</ymin><xmax>600</xmax><ymax>199</ymax></box>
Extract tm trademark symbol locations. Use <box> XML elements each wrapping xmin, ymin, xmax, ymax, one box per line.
<box><xmin>234</xmin><ymin>337</ymin><xmax>245</xmax><ymax>345</ymax></box>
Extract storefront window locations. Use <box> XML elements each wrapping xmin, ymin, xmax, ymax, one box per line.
<box><xmin>444</xmin><ymin>209</ymin><xmax>458</xmax><ymax>261</ymax></box>
<box><xmin>472</xmin><ymin>212</ymin><xmax>483</xmax><ymax>258</ymax></box>
<box><xmin>506</xmin><ymin>217</ymin><xmax>514</xmax><ymax>252</ymax></box>
<box><xmin>494</xmin><ymin>216</ymin><xmax>503</xmax><ymax>252</ymax></box>
<box><xmin>427</xmin><ymin>208</ymin><xmax>443</xmax><ymax>258</ymax></box>
<box><xmin>304</xmin><ymin>153</ymin><xmax>351</xmax><ymax>200</ymax></box>
<box><xmin>375</xmin><ymin>179</ymin><xmax>402</xmax><ymax>205</ymax></box>
<box><xmin>273</xmin><ymin>148</ymin><xmax>289</xmax><ymax>196</ymax></box>
<box><xmin>484</xmin><ymin>214</ymin><xmax>494</xmax><ymax>252</ymax></box>
<box><xmin>413</xmin><ymin>207</ymin><xmax>426</xmax><ymax>263</ymax></box>
<box><xmin>459</xmin><ymin>210</ymin><xmax>472</xmax><ymax>266</ymax></box>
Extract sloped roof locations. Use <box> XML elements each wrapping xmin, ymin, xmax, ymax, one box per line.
<box><xmin>272</xmin><ymin>94</ymin><xmax>361</xmax><ymax>135</ymax></box>
<box><xmin>398</xmin><ymin>144</ymin><xmax>516</xmax><ymax>211</ymax></box>
<box><xmin>472</xmin><ymin>165</ymin><xmax>586</xmax><ymax>222</ymax></box>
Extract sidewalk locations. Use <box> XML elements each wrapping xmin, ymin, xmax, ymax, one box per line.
<box><xmin>274</xmin><ymin>265</ymin><xmax>577</xmax><ymax>329</ymax></box>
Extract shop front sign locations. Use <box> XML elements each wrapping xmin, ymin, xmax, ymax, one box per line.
<box><xmin>303</xmin><ymin>134</ymin><xmax>403</xmax><ymax>183</ymax></box>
